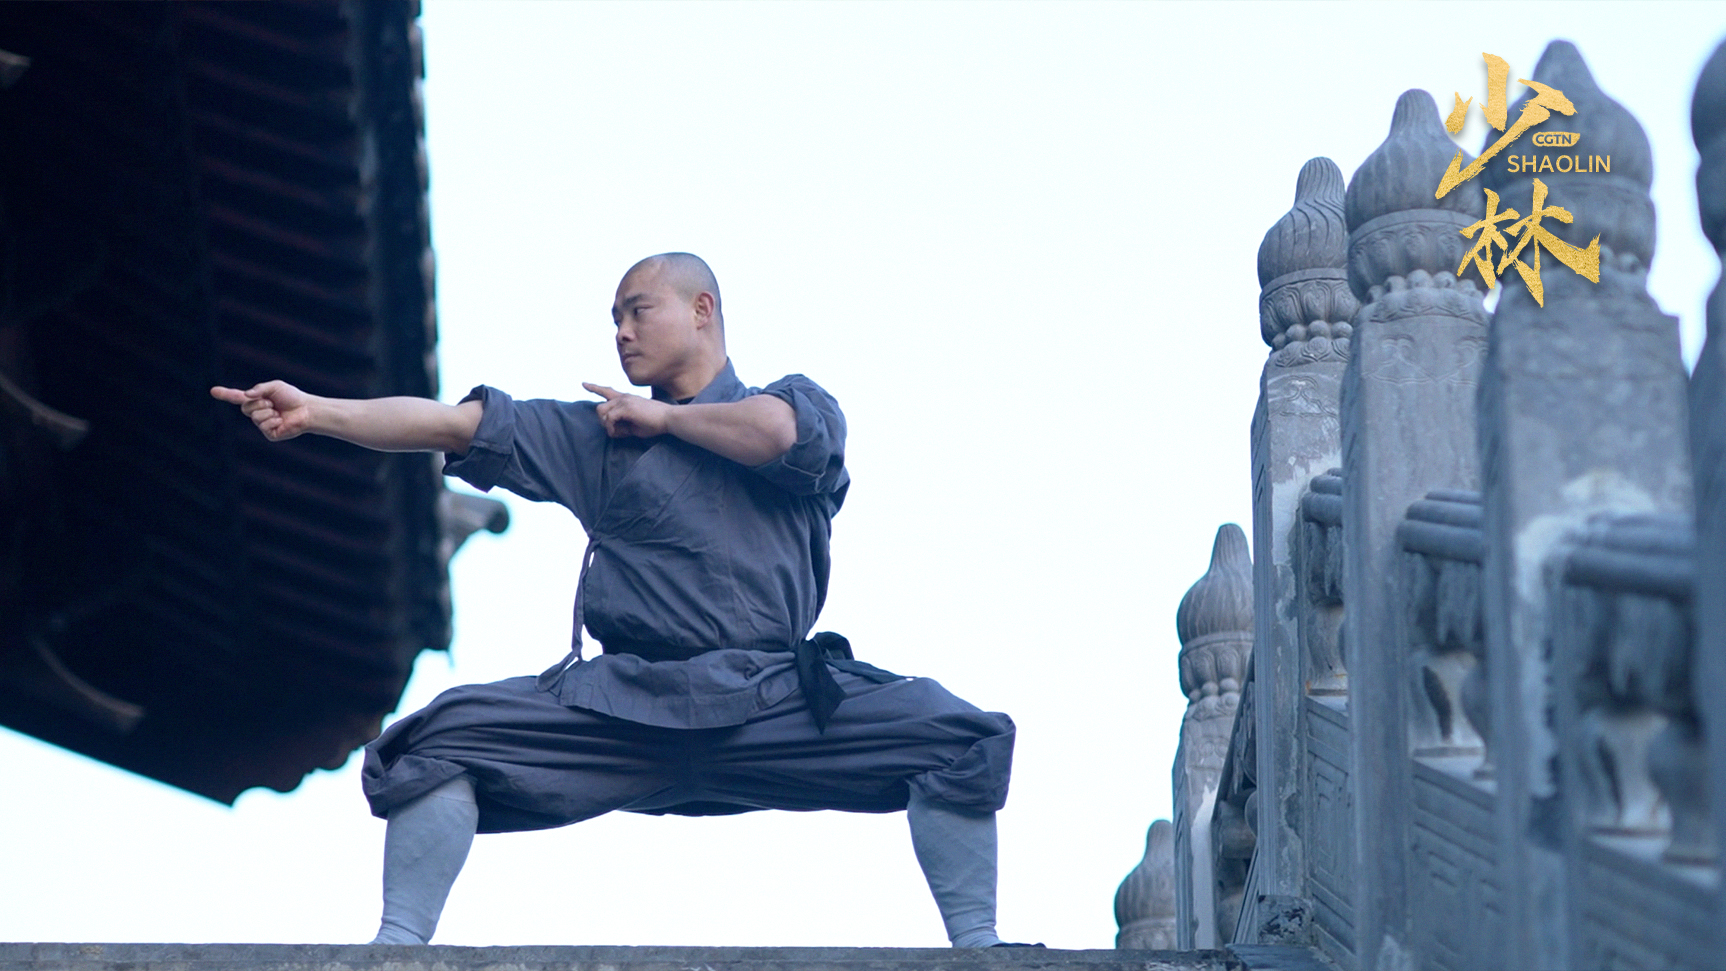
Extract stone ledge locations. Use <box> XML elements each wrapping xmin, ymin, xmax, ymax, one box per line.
<box><xmin>0</xmin><ymin>943</ymin><xmax>1328</xmax><ymax>971</ymax></box>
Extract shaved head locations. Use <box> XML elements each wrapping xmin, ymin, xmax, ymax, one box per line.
<box><xmin>611</xmin><ymin>252</ymin><xmax>729</xmax><ymax>398</ymax></box>
<box><xmin>625</xmin><ymin>252</ymin><xmax>723</xmax><ymax>328</ymax></box>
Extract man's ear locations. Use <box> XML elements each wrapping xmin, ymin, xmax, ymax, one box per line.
<box><xmin>692</xmin><ymin>291</ymin><xmax>717</xmax><ymax>329</ymax></box>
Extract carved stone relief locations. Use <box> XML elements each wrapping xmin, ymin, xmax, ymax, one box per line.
<box><xmin>1260</xmin><ymin>156</ymin><xmax>1359</xmax><ymax>367</ymax></box>
<box><xmin>1560</xmin><ymin>514</ymin><xmax>1702</xmax><ymax>857</ymax></box>
<box><xmin>1299</xmin><ymin>471</ymin><xmax>1345</xmax><ymax>694</ymax></box>
<box><xmin>1398</xmin><ymin>491</ymin><xmax>1487</xmax><ymax>765</ymax></box>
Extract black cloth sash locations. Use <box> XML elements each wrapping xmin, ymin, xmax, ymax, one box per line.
<box><xmin>602</xmin><ymin>631</ymin><xmax>902</xmax><ymax>733</ymax></box>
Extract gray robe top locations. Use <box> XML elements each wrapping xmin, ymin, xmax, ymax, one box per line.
<box><xmin>443</xmin><ymin>360</ymin><xmax>850</xmax><ymax>729</ymax></box>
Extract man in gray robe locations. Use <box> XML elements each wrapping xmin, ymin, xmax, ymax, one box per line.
<box><xmin>211</xmin><ymin>253</ymin><xmax>1021</xmax><ymax>948</ymax></box>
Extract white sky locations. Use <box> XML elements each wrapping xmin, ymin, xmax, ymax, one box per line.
<box><xmin>3</xmin><ymin>0</ymin><xmax>1722</xmax><ymax>951</ymax></box>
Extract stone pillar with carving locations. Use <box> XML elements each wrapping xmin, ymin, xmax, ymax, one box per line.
<box><xmin>1475</xmin><ymin>42</ymin><xmax>1693</xmax><ymax>971</ymax></box>
<box><xmin>1689</xmin><ymin>37</ymin><xmax>1726</xmax><ymax>922</ymax></box>
<box><xmin>1340</xmin><ymin>89</ymin><xmax>1489</xmax><ymax>970</ymax></box>
<box><xmin>1250</xmin><ymin>156</ymin><xmax>1356</xmax><ymax>913</ymax></box>
<box><xmin>1115</xmin><ymin>819</ymin><xmax>1178</xmax><ymax>950</ymax></box>
<box><xmin>1171</xmin><ymin>524</ymin><xmax>1253</xmax><ymax>949</ymax></box>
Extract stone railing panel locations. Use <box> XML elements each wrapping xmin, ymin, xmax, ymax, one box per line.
<box><xmin>1398</xmin><ymin>491</ymin><xmax>1485</xmax><ymax>762</ymax></box>
<box><xmin>1556</xmin><ymin>513</ymin><xmax>1700</xmax><ymax>855</ymax></box>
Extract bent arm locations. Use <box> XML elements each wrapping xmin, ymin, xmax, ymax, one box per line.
<box><xmin>583</xmin><ymin>382</ymin><xmax>796</xmax><ymax>467</ymax></box>
<box><xmin>211</xmin><ymin>381</ymin><xmax>483</xmax><ymax>453</ymax></box>
<box><xmin>664</xmin><ymin>395</ymin><xmax>797</xmax><ymax>466</ymax></box>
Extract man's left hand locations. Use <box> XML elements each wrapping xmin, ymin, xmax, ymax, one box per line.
<box><xmin>586</xmin><ymin>383</ymin><xmax>672</xmax><ymax>439</ymax></box>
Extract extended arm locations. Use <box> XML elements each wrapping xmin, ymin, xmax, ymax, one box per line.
<box><xmin>210</xmin><ymin>381</ymin><xmax>483</xmax><ymax>454</ymax></box>
<box><xmin>583</xmin><ymin>382</ymin><xmax>795</xmax><ymax>467</ymax></box>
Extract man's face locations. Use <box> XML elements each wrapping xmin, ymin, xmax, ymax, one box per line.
<box><xmin>610</xmin><ymin>267</ymin><xmax>702</xmax><ymax>390</ymax></box>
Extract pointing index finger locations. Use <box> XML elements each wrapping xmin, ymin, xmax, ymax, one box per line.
<box><xmin>583</xmin><ymin>382</ymin><xmax>622</xmax><ymax>401</ymax></box>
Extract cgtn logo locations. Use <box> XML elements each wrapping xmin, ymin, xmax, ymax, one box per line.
<box><xmin>1510</xmin><ymin>130</ymin><xmax>1608</xmax><ymax>173</ymax></box>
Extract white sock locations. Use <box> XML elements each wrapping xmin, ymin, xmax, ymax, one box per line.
<box><xmin>907</xmin><ymin>789</ymin><xmax>1002</xmax><ymax>948</ymax></box>
<box><xmin>369</xmin><ymin>775</ymin><xmax>478</xmax><ymax>945</ymax></box>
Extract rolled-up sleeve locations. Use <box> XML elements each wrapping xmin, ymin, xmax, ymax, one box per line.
<box><xmin>750</xmin><ymin>375</ymin><xmax>847</xmax><ymax>496</ymax></box>
<box><xmin>443</xmin><ymin>385</ymin><xmax>606</xmax><ymax>522</ymax></box>
<box><xmin>442</xmin><ymin>386</ymin><xmax>513</xmax><ymax>493</ymax></box>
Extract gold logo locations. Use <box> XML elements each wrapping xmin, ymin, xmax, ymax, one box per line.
<box><xmin>1443</xmin><ymin>53</ymin><xmax>1600</xmax><ymax>307</ymax></box>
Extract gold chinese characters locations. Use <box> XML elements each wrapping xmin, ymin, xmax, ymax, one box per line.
<box><xmin>1443</xmin><ymin>52</ymin><xmax>1602</xmax><ymax>307</ymax></box>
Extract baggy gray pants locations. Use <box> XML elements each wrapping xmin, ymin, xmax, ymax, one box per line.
<box><xmin>362</xmin><ymin>667</ymin><xmax>1016</xmax><ymax>834</ymax></box>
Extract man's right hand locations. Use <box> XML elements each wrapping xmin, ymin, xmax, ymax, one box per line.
<box><xmin>211</xmin><ymin>381</ymin><xmax>316</xmax><ymax>442</ymax></box>
<box><xmin>211</xmin><ymin>382</ymin><xmax>481</xmax><ymax>454</ymax></box>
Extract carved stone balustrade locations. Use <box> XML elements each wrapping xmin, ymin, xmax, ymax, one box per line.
<box><xmin>1252</xmin><ymin>159</ymin><xmax>1355</xmax><ymax>923</ymax></box>
<box><xmin>1475</xmin><ymin>42</ymin><xmax>1694</xmax><ymax>970</ymax></box>
<box><xmin>1151</xmin><ymin>35</ymin><xmax>1726</xmax><ymax>971</ymax></box>
<box><xmin>1553</xmin><ymin>514</ymin><xmax>1697</xmax><ymax>854</ymax></box>
<box><xmin>1172</xmin><ymin>524</ymin><xmax>1253</xmax><ymax>949</ymax></box>
<box><xmin>1340</xmin><ymin>87</ymin><xmax>1489</xmax><ymax>970</ymax></box>
<box><xmin>1397</xmin><ymin>491</ymin><xmax>1486</xmax><ymax>765</ymax></box>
